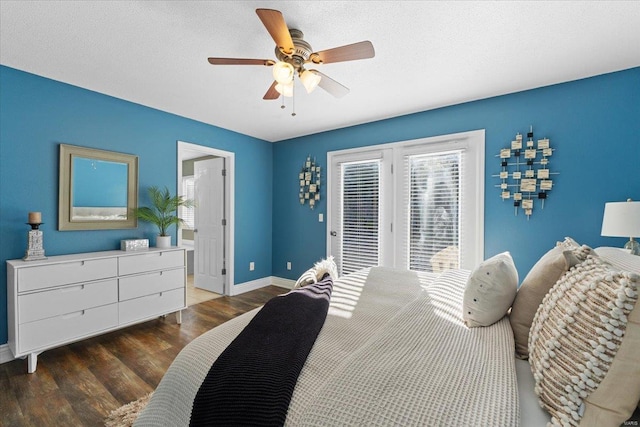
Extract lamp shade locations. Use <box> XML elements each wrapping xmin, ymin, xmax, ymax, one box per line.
<box><xmin>275</xmin><ymin>81</ymin><xmax>294</xmax><ymax>97</ymax></box>
<box><xmin>272</xmin><ymin>61</ymin><xmax>294</xmax><ymax>84</ymax></box>
<box><xmin>300</xmin><ymin>69</ymin><xmax>321</xmax><ymax>93</ymax></box>
<box><xmin>601</xmin><ymin>200</ymin><xmax>640</xmax><ymax>237</ymax></box>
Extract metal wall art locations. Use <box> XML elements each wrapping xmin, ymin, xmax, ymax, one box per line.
<box><xmin>494</xmin><ymin>126</ymin><xmax>557</xmax><ymax>219</ymax></box>
<box><xmin>299</xmin><ymin>155</ymin><xmax>321</xmax><ymax>209</ymax></box>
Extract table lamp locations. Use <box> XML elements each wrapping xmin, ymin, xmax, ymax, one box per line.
<box><xmin>601</xmin><ymin>199</ymin><xmax>640</xmax><ymax>255</ymax></box>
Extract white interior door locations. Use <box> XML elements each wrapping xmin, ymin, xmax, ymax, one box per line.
<box><xmin>194</xmin><ymin>157</ymin><xmax>225</xmax><ymax>294</ymax></box>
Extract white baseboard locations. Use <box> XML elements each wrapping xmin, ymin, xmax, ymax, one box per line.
<box><xmin>271</xmin><ymin>276</ymin><xmax>296</xmax><ymax>290</ymax></box>
<box><xmin>229</xmin><ymin>276</ymin><xmax>273</xmax><ymax>296</ymax></box>
<box><xmin>230</xmin><ymin>276</ymin><xmax>296</xmax><ymax>295</ymax></box>
<box><xmin>0</xmin><ymin>344</ymin><xmax>14</xmax><ymax>364</ymax></box>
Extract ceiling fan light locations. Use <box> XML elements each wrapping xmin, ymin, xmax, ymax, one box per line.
<box><xmin>275</xmin><ymin>81</ymin><xmax>294</xmax><ymax>97</ymax></box>
<box><xmin>300</xmin><ymin>69</ymin><xmax>322</xmax><ymax>94</ymax></box>
<box><xmin>273</xmin><ymin>61</ymin><xmax>294</xmax><ymax>84</ymax></box>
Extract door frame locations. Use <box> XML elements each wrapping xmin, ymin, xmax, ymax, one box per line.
<box><xmin>326</xmin><ymin>129</ymin><xmax>485</xmax><ymax>272</ymax></box>
<box><xmin>177</xmin><ymin>141</ymin><xmax>235</xmax><ymax>295</ymax></box>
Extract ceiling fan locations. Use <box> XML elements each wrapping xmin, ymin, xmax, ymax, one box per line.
<box><xmin>207</xmin><ymin>8</ymin><xmax>375</xmax><ymax>102</ymax></box>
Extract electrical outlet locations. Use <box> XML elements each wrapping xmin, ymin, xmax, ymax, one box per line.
<box><xmin>319</xmin><ymin>213</ymin><xmax>324</xmax><ymax>222</ymax></box>
<box><xmin>287</xmin><ymin>261</ymin><xmax>292</xmax><ymax>270</ymax></box>
<box><xmin>249</xmin><ymin>261</ymin><xmax>255</xmax><ymax>271</ymax></box>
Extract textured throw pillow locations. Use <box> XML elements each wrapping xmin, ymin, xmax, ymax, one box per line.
<box><xmin>529</xmin><ymin>255</ymin><xmax>640</xmax><ymax>427</ymax></box>
<box><xmin>463</xmin><ymin>252</ymin><xmax>518</xmax><ymax>328</ymax></box>
<box><xmin>510</xmin><ymin>240</ymin><xmax>593</xmax><ymax>359</ymax></box>
<box><xmin>294</xmin><ymin>256</ymin><xmax>339</xmax><ymax>288</ymax></box>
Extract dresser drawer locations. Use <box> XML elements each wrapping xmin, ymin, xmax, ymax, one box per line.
<box><xmin>18</xmin><ymin>303</ymin><xmax>118</xmax><ymax>354</ymax></box>
<box><xmin>118</xmin><ymin>250</ymin><xmax>184</xmax><ymax>276</ymax></box>
<box><xmin>18</xmin><ymin>279</ymin><xmax>118</xmax><ymax>324</ymax></box>
<box><xmin>17</xmin><ymin>258</ymin><xmax>118</xmax><ymax>293</ymax></box>
<box><xmin>119</xmin><ymin>288</ymin><xmax>185</xmax><ymax>325</ymax></box>
<box><xmin>119</xmin><ymin>268</ymin><xmax>184</xmax><ymax>301</ymax></box>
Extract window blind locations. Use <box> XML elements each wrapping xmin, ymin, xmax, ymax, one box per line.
<box><xmin>403</xmin><ymin>150</ymin><xmax>462</xmax><ymax>273</ymax></box>
<box><xmin>181</xmin><ymin>176</ymin><xmax>195</xmax><ymax>230</ymax></box>
<box><xmin>339</xmin><ymin>160</ymin><xmax>380</xmax><ymax>275</ymax></box>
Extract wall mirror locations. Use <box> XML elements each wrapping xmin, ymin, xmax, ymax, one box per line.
<box><xmin>58</xmin><ymin>144</ymin><xmax>138</xmax><ymax>230</ymax></box>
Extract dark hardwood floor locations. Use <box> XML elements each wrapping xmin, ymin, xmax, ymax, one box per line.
<box><xmin>0</xmin><ymin>285</ymin><xmax>285</xmax><ymax>427</ymax></box>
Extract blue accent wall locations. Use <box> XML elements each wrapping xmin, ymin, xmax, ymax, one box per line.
<box><xmin>1</xmin><ymin>64</ymin><xmax>638</xmax><ymax>347</ymax></box>
<box><xmin>273</xmin><ymin>67</ymin><xmax>640</xmax><ymax>280</ymax></box>
<box><xmin>0</xmin><ymin>66</ymin><xmax>273</xmax><ymax>344</ymax></box>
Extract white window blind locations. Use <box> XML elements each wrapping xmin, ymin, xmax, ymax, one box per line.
<box><xmin>328</xmin><ymin>130</ymin><xmax>484</xmax><ymax>275</ymax></box>
<box><xmin>181</xmin><ymin>176</ymin><xmax>195</xmax><ymax>229</ymax></box>
<box><xmin>339</xmin><ymin>160</ymin><xmax>381</xmax><ymax>275</ymax></box>
<box><xmin>404</xmin><ymin>150</ymin><xmax>462</xmax><ymax>273</ymax></box>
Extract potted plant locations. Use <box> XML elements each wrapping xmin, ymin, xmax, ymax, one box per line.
<box><xmin>135</xmin><ymin>186</ymin><xmax>195</xmax><ymax>248</ymax></box>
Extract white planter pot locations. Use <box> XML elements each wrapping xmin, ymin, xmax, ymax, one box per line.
<box><xmin>156</xmin><ymin>235</ymin><xmax>171</xmax><ymax>248</ymax></box>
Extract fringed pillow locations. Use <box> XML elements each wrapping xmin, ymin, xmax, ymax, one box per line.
<box><xmin>510</xmin><ymin>239</ymin><xmax>593</xmax><ymax>359</ymax></box>
<box><xmin>294</xmin><ymin>256</ymin><xmax>339</xmax><ymax>288</ymax></box>
<box><xmin>529</xmin><ymin>255</ymin><xmax>640</xmax><ymax>426</ymax></box>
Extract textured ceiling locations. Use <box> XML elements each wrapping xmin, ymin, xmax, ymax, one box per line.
<box><xmin>1</xmin><ymin>1</ymin><xmax>639</xmax><ymax>142</ymax></box>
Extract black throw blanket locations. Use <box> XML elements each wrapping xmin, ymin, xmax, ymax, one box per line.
<box><xmin>189</xmin><ymin>274</ymin><xmax>333</xmax><ymax>426</ymax></box>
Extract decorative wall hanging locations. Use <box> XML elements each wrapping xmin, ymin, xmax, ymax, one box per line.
<box><xmin>299</xmin><ymin>155</ymin><xmax>321</xmax><ymax>209</ymax></box>
<box><xmin>494</xmin><ymin>126</ymin><xmax>558</xmax><ymax>219</ymax></box>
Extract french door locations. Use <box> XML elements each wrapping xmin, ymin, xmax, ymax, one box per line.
<box><xmin>328</xmin><ymin>130</ymin><xmax>484</xmax><ymax>275</ymax></box>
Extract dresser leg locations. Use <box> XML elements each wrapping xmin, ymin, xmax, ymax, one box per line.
<box><xmin>176</xmin><ymin>310</ymin><xmax>182</xmax><ymax>325</ymax></box>
<box><xmin>27</xmin><ymin>353</ymin><xmax>38</xmax><ymax>373</ymax></box>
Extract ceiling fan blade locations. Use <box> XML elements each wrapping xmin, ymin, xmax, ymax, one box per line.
<box><xmin>309</xmin><ymin>41</ymin><xmax>375</xmax><ymax>64</ymax></box>
<box><xmin>256</xmin><ymin>9</ymin><xmax>294</xmax><ymax>55</ymax></box>
<box><xmin>315</xmin><ymin>71</ymin><xmax>350</xmax><ymax>98</ymax></box>
<box><xmin>208</xmin><ymin>57</ymin><xmax>275</xmax><ymax>66</ymax></box>
<box><xmin>263</xmin><ymin>81</ymin><xmax>280</xmax><ymax>100</ymax></box>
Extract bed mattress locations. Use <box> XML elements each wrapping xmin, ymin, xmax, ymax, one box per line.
<box><xmin>136</xmin><ymin>267</ymin><xmax>528</xmax><ymax>426</ymax></box>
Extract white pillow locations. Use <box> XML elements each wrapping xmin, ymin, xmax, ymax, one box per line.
<box><xmin>463</xmin><ymin>252</ymin><xmax>518</xmax><ymax>327</ymax></box>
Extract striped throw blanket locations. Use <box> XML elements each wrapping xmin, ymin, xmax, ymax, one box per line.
<box><xmin>189</xmin><ymin>275</ymin><xmax>333</xmax><ymax>426</ymax></box>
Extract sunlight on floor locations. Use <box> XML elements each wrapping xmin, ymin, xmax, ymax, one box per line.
<box><xmin>187</xmin><ymin>275</ymin><xmax>222</xmax><ymax>306</ymax></box>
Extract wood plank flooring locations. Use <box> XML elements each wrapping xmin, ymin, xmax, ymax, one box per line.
<box><xmin>0</xmin><ymin>285</ymin><xmax>285</xmax><ymax>427</ymax></box>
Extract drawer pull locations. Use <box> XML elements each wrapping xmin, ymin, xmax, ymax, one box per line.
<box><xmin>62</xmin><ymin>310</ymin><xmax>85</xmax><ymax>320</ymax></box>
<box><xmin>61</xmin><ymin>284</ymin><xmax>85</xmax><ymax>293</ymax></box>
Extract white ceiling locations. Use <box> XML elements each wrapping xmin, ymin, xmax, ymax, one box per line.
<box><xmin>1</xmin><ymin>1</ymin><xmax>639</xmax><ymax>142</ymax></box>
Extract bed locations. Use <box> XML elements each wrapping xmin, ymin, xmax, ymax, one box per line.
<box><xmin>135</xmin><ymin>243</ymin><xmax>639</xmax><ymax>427</ymax></box>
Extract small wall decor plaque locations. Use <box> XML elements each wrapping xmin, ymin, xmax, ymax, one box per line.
<box><xmin>493</xmin><ymin>126</ymin><xmax>558</xmax><ymax>219</ymax></box>
<box><xmin>299</xmin><ymin>155</ymin><xmax>320</xmax><ymax>209</ymax></box>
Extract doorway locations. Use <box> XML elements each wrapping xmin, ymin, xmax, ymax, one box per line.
<box><xmin>177</xmin><ymin>141</ymin><xmax>235</xmax><ymax>298</ymax></box>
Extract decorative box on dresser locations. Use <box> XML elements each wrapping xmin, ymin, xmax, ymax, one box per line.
<box><xmin>6</xmin><ymin>247</ymin><xmax>186</xmax><ymax>373</ymax></box>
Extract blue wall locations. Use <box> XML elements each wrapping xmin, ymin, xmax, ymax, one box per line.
<box><xmin>1</xmin><ymin>65</ymin><xmax>638</xmax><ymax>347</ymax></box>
<box><xmin>273</xmin><ymin>67</ymin><xmax>640</xmax><ymax>280</ymax></box>
<box><xmin>0</xmin><ymin>66</ymin><xmax>273</xmax><ymax>345</ymax></box>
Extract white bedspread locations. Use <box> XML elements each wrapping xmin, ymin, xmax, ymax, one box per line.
<box><xmin>135</xmin><ymin>267</ymin><xmax>520</xmax><ymax>426</ymax></box>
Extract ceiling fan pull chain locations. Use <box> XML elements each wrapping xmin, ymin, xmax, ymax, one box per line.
<box><xmin>281</xmin><ymin>93</ymin><xmax>285</xmax><ymax>109</ymax></box>
<box><xmin>292</xmin><ymin>82</ymin><xmax>296</xmax><ymax>117</ymax></box>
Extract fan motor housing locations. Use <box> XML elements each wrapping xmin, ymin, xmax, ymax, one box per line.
<box><xmin>275</xmin><ymin>29</ymin><xmax>312</xmax><ymax>71</ymax></box>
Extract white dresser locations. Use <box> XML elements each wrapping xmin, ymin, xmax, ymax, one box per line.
<box><xmin>6</xmin><ymin>247</ymin><xmax>186</xmax><ymax>373</ymax></box>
